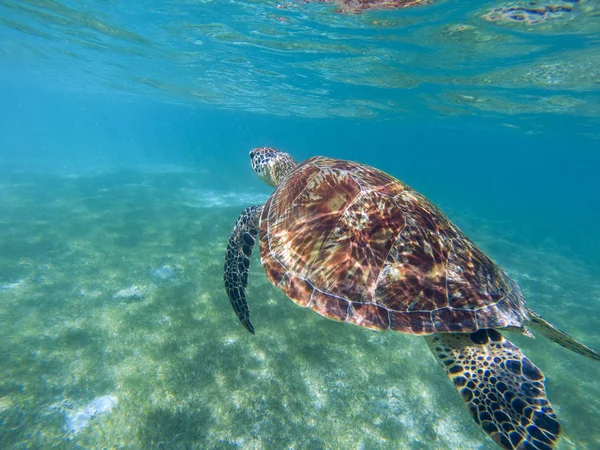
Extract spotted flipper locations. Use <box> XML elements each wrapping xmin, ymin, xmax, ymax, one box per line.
<box><xmin>426</xmin><ymin>330</ymin><xmax>560</xmax><ymax>450</ymax></box>
<box><xmin>527</xmin><ymin>309</ymin><xmax>600</xmax><ymax>361</ymax></box>
<box><xmin>224</xmin><ymin>205</ymin><xmax>263</xmax><ymax>334</ymax></box>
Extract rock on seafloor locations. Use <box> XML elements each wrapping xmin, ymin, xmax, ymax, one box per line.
<box><xmin>65</xmin><ymin>395</ymin><xmax>117</xmax><ymax>434</ymax></box>
<box><xmin>113</xmin><ymin>285</ymin><xmax>144</xmax><ymax>300</ymax></box>
<box><xmin>150</xmin><ymin>265</ymin><xmax>176</xmax><ymax>281</ymax></box>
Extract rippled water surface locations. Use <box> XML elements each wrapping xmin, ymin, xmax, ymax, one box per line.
<box><xmin>1</xmin><ymin>0</ymin><xmax>599</xmax><ymax>123</ymax></box>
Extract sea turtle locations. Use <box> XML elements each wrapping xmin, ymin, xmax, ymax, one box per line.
<box><xmin>224</xmin><ymin>147</ymin><xmax>599</xmax><ymax>450</ymax></box>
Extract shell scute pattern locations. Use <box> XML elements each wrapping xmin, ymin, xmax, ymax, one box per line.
<box><xmin>347</xmin><ymin>302</ymin><xmax>391</xmax><ymax>329</ymax></box>
<box><xmin>263</xmin><ymin>159</ymin><xmax>360</xmax><ymax>281</ymax></box>
<box><xmin>376</xmin><ymin>216</ymin><xmax>451</xmax><ymax>313</ymax></box>
<box><xmin>389</xmin><ymin>310</ymin><xmax>435</xmax><ymax>334</ymax></box>
<box><xmin>312</xmin><ymin>188</ymin><xmax>404</xmax><ymax>301</ymax></box>
<box><xmin>446</xmin><ymin>240</ymin><xmax>512</xmax><ymax>310</ymax></box>
<box><xmin>261</xmin><ymin>157</ymin><xmax>528</xmax><ymax>334</ymax></box>
<box><xmin>279</xmin><ymin>272</ymin><xmax>314</xmax><ymax>308</ymax></box>
<box><xmin>311</xmin><ymin>290</ymin><xmax>351</xmax><ymax>322</ymax></box>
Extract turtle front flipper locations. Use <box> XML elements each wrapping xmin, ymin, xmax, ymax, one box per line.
<box><xmin>426</xmin><ymin>330</ymin><xmax>560</xmax><ymax>450</ymax></box>
<box><xmin>224</xmin><ymin>205</ymin><xmax>263</xmax><ymax>334</ymax></box>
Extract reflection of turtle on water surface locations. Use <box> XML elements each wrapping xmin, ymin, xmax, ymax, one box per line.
<box><xmin>224</xmin><ymin>147</ymin><xmax>600</xmax><ymax>450</ymax></box>
<box><xmin>322</xmin><ymin>0</ymin><xmax>431</xmax><ymax>12</ymax></box>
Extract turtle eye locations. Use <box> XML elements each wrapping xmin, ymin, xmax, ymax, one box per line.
<box><xmin>249</xmin><ymin>151</ymin><xmax>255</xmax><ymax>159</ymax></box>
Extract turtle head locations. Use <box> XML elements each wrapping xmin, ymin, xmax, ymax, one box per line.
<box><xmin>250</xmin><ymin>147</ymin><xmax>298</xmax><ymax>188</ymax></box>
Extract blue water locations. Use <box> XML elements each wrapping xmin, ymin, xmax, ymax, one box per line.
<box><xmin>0</xmin><ymin>1</ymin><xmax>598</xmax><ymax>449</ymax></box>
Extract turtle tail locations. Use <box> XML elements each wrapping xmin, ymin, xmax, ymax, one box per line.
<box><xmin>527</xmin><ymin>309</ymin><xmax>600</xmax><ymax>361</ymax></box>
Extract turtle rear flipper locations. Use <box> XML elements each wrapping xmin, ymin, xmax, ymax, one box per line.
<box><xmin>224</xmin><ymin>205</ymin><xmax>263</xmax><ymax>334</ymax></box>
<box><xmin>426</xmin><ymin>330</ymin><xmax>560</xmax><ymax>450</ymax></box>
<box><xmin>527</xmin><ymin>309</ymin><xmax>600</xmax><ymax>361</ymax></box>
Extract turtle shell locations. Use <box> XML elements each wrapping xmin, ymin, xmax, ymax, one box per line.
<box><xmin>259</xmin><ymin>157</ymin><xmax>529</xmax><ymax>335</ymax></box>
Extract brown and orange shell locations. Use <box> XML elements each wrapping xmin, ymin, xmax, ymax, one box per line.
<box><xmin>260</xmin><ymin>157</ymin><xmax>528</xmax><ymax>335</ymax></box>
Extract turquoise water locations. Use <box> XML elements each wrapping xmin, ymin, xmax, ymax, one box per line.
<box><xmin>0</xmin><ymin>1</ymin><xmax>599</xmax><ymax>449</ymax></box>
